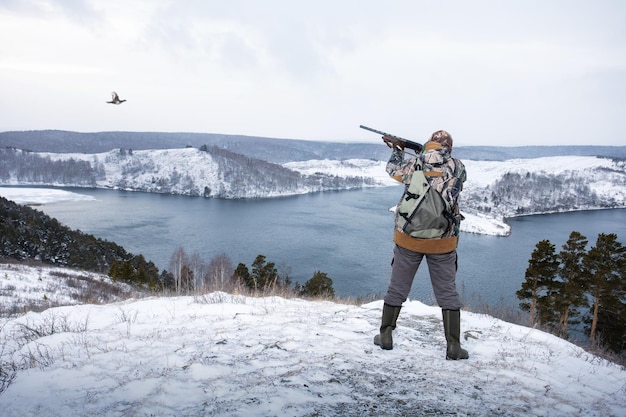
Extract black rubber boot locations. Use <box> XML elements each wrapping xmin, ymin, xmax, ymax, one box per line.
<box><xmin>442</xmin><ymin>309</ymin><xmax>469</xmax><ymax>360</ymax></box>
<box><xmin>374</xmin><ymin>304</ymin><xmax>401</xmax><ymax>350</ymax></box>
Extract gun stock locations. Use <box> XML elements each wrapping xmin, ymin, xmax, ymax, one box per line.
<box><xmin>359</xmin><ymin>125</ymin><xmax>423</xmax><ymax>152</ymax></box>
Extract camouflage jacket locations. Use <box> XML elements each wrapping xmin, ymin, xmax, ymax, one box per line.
<box><xmin>386</xmin><ymin>141</ymin><xmax>467</xmax><ymax>253</ymax></box>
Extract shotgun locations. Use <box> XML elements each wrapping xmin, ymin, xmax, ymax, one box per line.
<box><xmin>359</xmin><ymin>125</ymin><xmax>423</xmax><ymax>152</ymax></box>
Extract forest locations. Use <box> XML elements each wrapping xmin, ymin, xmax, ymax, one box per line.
<box><xmin>517</xmin><ymin>231</ymin><xmax>626</xmax><ymax>356</ymax></box>
<box><xmin>0</xmin><ymin>196</ymin><xmax>161</xmax><ymax>289</ymax></box>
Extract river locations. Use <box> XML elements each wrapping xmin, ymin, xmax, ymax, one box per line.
<box><xmin>27</xmin><ymin>186</ymin><xmax>626</xmax><ymax>311</ymax></box>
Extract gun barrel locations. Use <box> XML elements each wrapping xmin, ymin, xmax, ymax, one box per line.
<box><xmin>359</xmin><ymin>124</ymin><xmax>423</xmax><ymax>152</ymax></box>
<box><xmin>359</xmin><ymin>125</ymin><xmax>416</xmax><ymax>143</ymax></box>
<box><xmin>359</xmin><ymin>125</ymin><xmax>385</xmax><ymax>135</ymax></box>
<box><xmin>359</xmin><ymin>125</ymin><xmax>412</xmax><ymax>142</ymax></box>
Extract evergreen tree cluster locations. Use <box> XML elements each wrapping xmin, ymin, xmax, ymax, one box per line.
<box><xmin>517</xmin><ymin>231</ymin><xmax>626</xmax><ymax>355</ymax></box>
<box><xmin>295</xmin><ymin>271</ymin><xmax>336</xmax><ymax>298</ymax></box>
<box><xmin>232</xmin><ymin>255</ymin><xmax>290</xmax><ymax>293</ymax></box>
<box><xmin>233</xmin><ymin>255</ymin><xmax>335</xmax><ymax>298</ymax></box>
<box><xmin>0</xmin><ymin>196</ymin><xmax>160</xmax><ymax>288</ymax></box>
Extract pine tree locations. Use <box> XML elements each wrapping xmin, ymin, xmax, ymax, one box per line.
<box><xmin>233</xmin><ymin>263</ymin><xmax>251</xmax><ymax>289</ymax></box>
<box><xmin>300</xmin><ymin>271</ymin><xmax>335</xmax><ymax>298</ymax></box>
<box><xmin>117</xmin><ymin>261</ymin><xmax>135</xmax><ymax>282</ymax></box>
<box><xmin>516</xmin><ymin>239</ymin><xmax>559</xmax><ymax>327</ymax></box>
<box><xmin>251</xmin><ymin>254</ymin><xmax>279</xmax><ymax>292</ymax></box>
<box><xmin>159</xmin><ymin>270</ymin><xmax>175</xmax><ymax>292</ymax></box>
<box><xmin>582</xmin><ymin>233</ymin><xmax>626</xmax><ymax>350</ymax></box>
<box><xmin>556</xmin><ymin>231</ymin><xmax>589</xmax><ymax>338</ymax></box>
<box><xmin>108</xmin><ymin>261</ymin><xmax>120</xmax><ymax>282</ymax></box>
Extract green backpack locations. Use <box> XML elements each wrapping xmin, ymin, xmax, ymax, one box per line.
<box><xmin>397</xmin><ymin>162</ymin><xmax>453</xmax><ymax>239</ymax></box>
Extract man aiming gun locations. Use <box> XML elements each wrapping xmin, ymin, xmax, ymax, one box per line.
<box><xmin>363</xmin><ymin>124</ymin><xmax>469</xmax><ymax>360</ymax></box>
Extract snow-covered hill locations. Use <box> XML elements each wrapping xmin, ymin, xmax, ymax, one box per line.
<box><xmin>1</xmin><ymin>148</ymin><xmax>625</xmax><ymax>236</ymax></box>
<box><xmin>286</xmin><ymin>155</ymin><xmax>626</xmax><ymax>236</ymax></box>
<box><xmin>0</xmin><ymin>263</ymin><xmax>143</xmax><ymax>316</ymax></box>
<box><xmin>0</xmin><ymin>263</ymin><xmax>624</xmax><ymax>416</ymax></box>
<box><xmin>461</xmin><ymin>156</ymin><xmax>626</xmax><ymax>218</ymax></box>
<box><xmin>0</xmin><ymin>147</ymin><xmax>380</xmax><ymax>199</ymax></box>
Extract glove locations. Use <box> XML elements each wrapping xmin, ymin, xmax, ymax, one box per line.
<box><xmin>383</xmin><ymin>135</ymin><xmax>405</xmax><ymax>151</ymax></box>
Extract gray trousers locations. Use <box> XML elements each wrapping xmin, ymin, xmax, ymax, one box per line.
<box><xmin>384</xmin><ymin>245</ymin><xmax>461</xmax><ymax>310</ymax></box>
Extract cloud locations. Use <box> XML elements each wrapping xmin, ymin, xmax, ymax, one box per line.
<box><xmin>0</xmin><ymin>0</ymin><xmax>625</xmax><ymax>146</ymax></box>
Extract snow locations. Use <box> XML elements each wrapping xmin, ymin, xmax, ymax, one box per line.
<box><xmin>0</xmin><ymin>264</ymin><xmax>140</xmax><ymax>316</ymax></box>
<box><xmin>285</xmin><ymin>155</ymin><xmax>626</xmax><ymax>237</ymax></box>
<box><xmin>0</xmin><ymin>263</ymin><xmax>624</xmax><ymax>416</ymax></box>
<box><xmin>4</xmin><ymin>152</ymin><xmax>626</xmax><ymax>237</ymax></box>
<box><xmin>284</xmin><ymin>159</ymin><xmax>398</xmax><ymax>186</ymax></box>
<box><xmin>462</xmin><ymin>156</ymin><xmax>621</xmax><ymax>188</ymax></box>
<box><xmin>0</xmin><ymin>187</ymin><xmax>95</xmax><ymax>205</ymax></box>
<box><xmin>459</xmin><ymin>211</ymin><xmax>511</xmax><ymax>236</ymax></box>
<box><xmin>3</xmin><ymin>151</ymin><xmax>626</xmax><ymax>237</ymax></box>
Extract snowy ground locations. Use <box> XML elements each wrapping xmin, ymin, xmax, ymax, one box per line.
<box><xmin>0</xmin><ymin>187</ymin><xmax>96</xmax><ymax>205</ymax></box>
<box><xmin>0</xmin><ymin>263</ymin><xmax>142</xmax><ymax>317</ymax></box>
<box><xmin>0</xmin><ymin>264</ymin><xmax>625</xmax><ymax>417</ymax></box>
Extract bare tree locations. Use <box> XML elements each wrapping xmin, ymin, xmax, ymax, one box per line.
<box><xmin>206</xmin><ymin>253</ymin><xmax>234</xmax><ymax>291</ymax></box>
<box><xmin>169</xmin><ymin>246</ymin><xmax>189</xmax><ymax>295</ymax></box>
<box><xmin>189</xmin><ymin>252</ymin><xmax>207</xmax><ymax>293</ymax></box>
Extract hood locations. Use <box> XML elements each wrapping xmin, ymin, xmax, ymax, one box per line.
<box><xmin>421</xmin><ymin>141</ymin><xmax>450</xmax><ymax>167</ymax></box>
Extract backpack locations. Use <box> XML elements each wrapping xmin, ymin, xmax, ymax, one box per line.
<box><xmin>396</xmin><ymin>159</ymin><xmax>458</xmax><ymax>239</ymax></box>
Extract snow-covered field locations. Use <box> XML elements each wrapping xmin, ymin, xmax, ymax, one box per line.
<box><xmin>462</xmin><ymin>156</ymin><xmax>624</xmax><ymax>188</ymax></box>
<box><xmin>284</xmin><ymin>159</ymin><xmax>397</xmax><ymax>186</ymax></box>
<box><xmin>0</xmin><ymin>263</ymin><xmax>142</xmax><ymax>316</ymax></box>
<box><xmin>0</xmin><ymin>263</ymin><xmax>624</xmax><ymax>416</ymax></box>
<box><xmin>0</xmin><ymin>187</ymin><xmax>96</xmax><ymax>206</ymax></box>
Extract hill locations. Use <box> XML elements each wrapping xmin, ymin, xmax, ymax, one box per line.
<box><xmin>0</xmin><ymin>130</ymin><xmax>388</xmax><ymax>163</ymax></box>
<box><xmin>2</xmin><ymin>129</ymin><xmax>626</xmax><ymax>162</ymax></box>
<box><xmin>1</xmin><ymin>151</ymin><xmax>626</xmax><ymax>237</ymax></box>
<box><xmin>0</xmin><ymin>263</ymin><xmax>624</xmax><ymax>416</ymax></box>
<box><xmin>0</xmin><ymin>146</ymin><xmax>378</xmax><ymax>198</ymax></box>
<box><xmin>0</xmin><ymin>262</ymin><xmax>146</xmax><ymax>317</ymax></box>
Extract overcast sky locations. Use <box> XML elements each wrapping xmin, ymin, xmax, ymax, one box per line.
<box><xmin>1</xmin><ymin>0</ymin><xmax>624</xmax><ymax>146</ymax></box>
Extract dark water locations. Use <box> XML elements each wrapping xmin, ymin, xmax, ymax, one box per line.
<box><xmin>34</xmin><ymin>187</ymin><xmax>626</xmax><ymax>310</ymax></box>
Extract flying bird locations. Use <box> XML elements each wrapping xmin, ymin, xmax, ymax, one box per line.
<box><xmin>106</xmin><ymin>92</ymin><xmax>126</xmax><ymax>105</ymax></box>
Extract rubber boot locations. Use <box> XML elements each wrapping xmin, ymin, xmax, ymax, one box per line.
<box><xmin>373</xmin><ymin>304</ymin><xmax>401</xmax><ymax>350</ymax></box>
<box><xmin>442</xmin><ymin>309</ymin><xmax>469</xmax><ymax>360</ymax></box>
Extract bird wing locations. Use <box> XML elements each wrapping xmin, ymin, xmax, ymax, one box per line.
<box><xmin>111</xmin><ymin>92</ymin><xmax>119</xmax><ymax>100</ymax></box>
